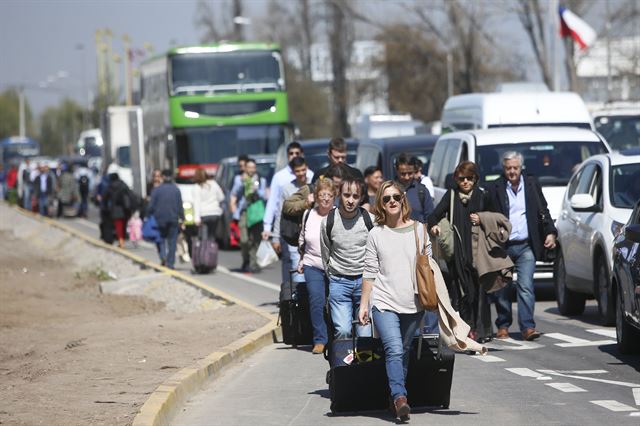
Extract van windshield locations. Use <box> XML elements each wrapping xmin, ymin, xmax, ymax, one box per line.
<box><xmin>488</xmin><ymin>123</ymin><xmax>592</xmax><ymax>130</ymax></box>
<box><xmin>477</xmin><ymin>141</ymin><xmax>608</xmax><ymax>186</ymax></box>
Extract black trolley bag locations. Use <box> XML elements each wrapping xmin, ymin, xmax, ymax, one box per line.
<box><xmin>326</xmin><ymin>320</ymin><xmax>389</xmax><ymax>414</ymax></box>
<box><xmin>279</xmin><ymin>271</ymin><xmax>313</xmax><ymax>347</ymax></box>
<box><xmin>405</xmin><ymin>333</ymin><xmax>455</xmax><ymax>409</ymax></box>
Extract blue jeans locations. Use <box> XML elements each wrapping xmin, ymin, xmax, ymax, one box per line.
<box><xmin>328</xmin><ymin>274</ymin><xmax>371</xmax><ymax>338</ymax></box>
<box><xmin>303</xmin><ymin>265</ymin><xmax>328</xmax><ymax>345</ymax></box>
<box><xmin>158</xmin><ymin>222</ymin><xmax>179</xmax><ymax>269</ymax></box>
<box><xmin>493</xmin><ymin>243</ymin><xmax>536</xmax><ymax>332</ymax></box>
<box><xmin>23</xmin><ymin>186</ymin><xmax>32</xmax><ymax>210</ymax></box>
<box><xmin>422</xmin><ymin>311</ymin><xmax>440</xmax><ymax>334</ymax></box>
<box><xmin>38</xmin><ymin>194</ymin><xmax>49</xmax><ymax>216</ymax></box>
<box><xmin>288</xmin><ymin>243</ymin><xmax>304</xmax><ymax>283</ymax></box>
<box><xmin>372</xmin><ymin>306</ymin><xmax>423</xmax><ymax>400</ymax></box>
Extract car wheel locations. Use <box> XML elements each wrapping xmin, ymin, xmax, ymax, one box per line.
<box><xmin>554</xmin><ymin>250</ymin><xmax>586</xmax><ymax>316</ymax></box>
<box><xmin>616</xmin><ymin>286</ymin><xmax>640</xmax><ymax>354</ymax></box>
<box><xmin>595</xmin><ymin>257</ymin><xmax>615</xmax><ymax>326</ymax></box>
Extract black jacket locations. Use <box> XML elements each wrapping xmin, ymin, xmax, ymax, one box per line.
<box><xmin>486</xmin><ymin>175</ymin><xmax>557</xmax><ymax>261</ymax></box>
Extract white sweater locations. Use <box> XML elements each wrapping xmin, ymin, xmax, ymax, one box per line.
<box><xmin>193</xmin><ymin>180</ymin><xmax>225</xmax><ymax>222</ymax></box>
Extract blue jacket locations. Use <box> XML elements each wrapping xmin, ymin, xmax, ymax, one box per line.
<box><xmin>401</xmin><ymin>179</ymin><xmax>434</xmax><ymax>224</ymax></box>
<box><xmin>148</xmin><ymin>182</ymin><xmax>184</xmax><ymax>226</ymax></box>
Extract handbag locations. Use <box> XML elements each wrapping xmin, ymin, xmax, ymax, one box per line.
<box><xmin>414</xmin><ymin>223</ymin><xmax>438</xmax><ymax>311</ymax></box>
<box><xmin>436</xmin><ymin>190</ymin><xmax>455</xmax><ymax>261</ymax></box>
<box><xmin>246</xmin><ymin>199</ymin><xmax>265</xmax><ymax>228</ymax></box>
<box><xmin>142</xmin><ymin>215</ymin><xmax>161</xmax><ymax>243</ymax></box>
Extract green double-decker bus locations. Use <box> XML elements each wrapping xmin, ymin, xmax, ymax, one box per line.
<box><xmin>139</xmin><ymin>42</ymin><xmax>291</xmax><ymax>222</ymax></box>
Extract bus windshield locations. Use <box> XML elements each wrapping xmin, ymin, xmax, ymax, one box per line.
<box><xmin>175</xmin><ymin>124</ymin><xmax>284</xmax><ymax>167</ymax></box>
<box><xmin>477</xmin><ymin>141</ymin><xmax>608</xmax><ymax>186</ymax></box>
<box><xmin>171</xmin><ymin>51</ymin><xmax>282</xmax><ymax>94</ymax></box>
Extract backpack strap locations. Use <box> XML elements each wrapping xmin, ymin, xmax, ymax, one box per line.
<box><xmin>418</xmin><ymin>185</ymin><xmax>426</xmax><ymax>210</ymax></box>
<box><xmin>326</xmin><ymin>207</ymin><xmax>337</xmax><ymax>245</ymax></box>
<box><xmin>359</xmin><ymin>207</ymin><xmax>373</xmax><ymax>231</ymax></box>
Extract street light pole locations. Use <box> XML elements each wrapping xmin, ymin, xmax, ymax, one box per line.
<box><xmin>76</xmin><ymin>43</ymin><xmax>89</xmax><ymax>130</ymax></box>
<box><xmin>18</xmin><ymin>86</ymin><xmax>25</xmax><ymax>137</ymax></box>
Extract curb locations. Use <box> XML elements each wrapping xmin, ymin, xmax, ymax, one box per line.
<box><xmin>9</xmin><ymin>205</ymin><xmax>280</xmax><ymax>425</ymax></box>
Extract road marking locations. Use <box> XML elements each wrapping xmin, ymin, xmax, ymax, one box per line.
<box><xmin>545</xmin><ymin>382</ymin><xmax>587</xmax><ymax>393</ymax></box>
<box><xmin>538</xmin><ymin>370</ymin><xmax>640</xmax><ymax>388</ymax></box>
<box><xmin>485</xmin><ymin>337</ymin><xmax>544</xmax><ymax>351</ymax></box>
<box><xmin>544</xmin><ymin>332</ymin><xmax>616</xmax><ymax>347</ymax></box>
<box><xmin>633</xmin><ymin>388</ymin><xmax>640</xmax><ymax>405</ymax></box>
<box><xmin>556</xmin><ymin>370</ymin><xmax>608</xmax><ymax>375</ymax></box>
<box><xmin>587</xmin><ymin>328</ymin><xmax>617</xmax><ymax>338</ymax></box>
<box><xmin>217</xmin><ymin>265</ymin><xmax>280</xmax><ymax>292</ymax></box>
<box><xmin>506</xmin><ymin>368</ymin><xmax>551</xmax><ymax>380</ymax></box>
<box><xmin>591</xmin><ymin>400</ymin><xmax>638</xmax><ymax>412</ymax></box>
<box><xmin>470</xmin><ymin>354</ymin><xmax>505</xmax><ymax>362</ymax></box>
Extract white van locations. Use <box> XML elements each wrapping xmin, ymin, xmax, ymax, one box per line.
<box><xmin>429</xmin><ymin>127</ymin><xmax>611</xmax><ymax>279</ymax></box>
<box><xmin>441</xmin><ymin>92</ymin><xmax>594</xmax><ymax>132</ymax></box>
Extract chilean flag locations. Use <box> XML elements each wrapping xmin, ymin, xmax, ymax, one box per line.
<box><xmin>559</xmin><ymin>6</ymin><xmax>597</xmax><ymax>50</ymax></box>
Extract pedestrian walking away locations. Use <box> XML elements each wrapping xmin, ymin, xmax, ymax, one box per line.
<box><xmin>192</xmin><ymin>167</ymin><xmax>225</xmax><ymax>240</ymax></box>
<box><xmin>297</xmin><ymin>178</ymin><xmax>337</xmax><ymax>355</ymax></box>
<box><xmin>486</xmin><ymin>151</ymin><xmax>557</xmax><ymax>341</ymax></box>
<box><xmin>428</xmin><ymin>161</ymin><xmax>496</xmax><ymax>342</ymax></box>
<box><xmin>103</xmin><ymin>172</ymin><xmax>133</xmax><ymax>249</ymax></box>
<box><xmin>147</xmin><ymin>169</ymin><xmax>184</xmax><ymax>269</ymax></box>
<box><xmin>359</xmin><ymin>180</ymin><xmax>430</xmax><ymax>422</ymax></box>
<box><xmin>321</xmin><ymin>176</ymin><xmax>373</xmax><ymax>339</ymax></box>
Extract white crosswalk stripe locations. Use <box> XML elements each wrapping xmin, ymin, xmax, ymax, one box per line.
<box><xmin>545</xmin><ymin>382</ymin><xmax>587</xmax><ymax>393</ymax></box>
<box><xmin>633</xmin><ymin>388</ymin><xmax>640</xmax><ymax>406</ymax></box>
<box><xmin>470</xmin><ymin>354</ymin><xmax>505</xmax><ymax>362</ymax></box>
<box><xmin>506</xmin><ymin>368</ymin><xmax>552</xmax><ymax>380</ymax></box>
<box><xmin>591</xmin><ymin>400</ymin><xmax>638</xmax><ymax>412</ymax></box>
<box><xmin>586</xmin><ymin>329</ymin><xmax>617</xmax><ymax>338</ymax></box>
<box><xmin>544</xmin><ymin>332</ymin><xmax>616</xmax><ymax>347</ymax></box>
<box><xmin>485</xmin><ymin>337</ymin><xmax>544</xmax><ymax>351</ymax></box>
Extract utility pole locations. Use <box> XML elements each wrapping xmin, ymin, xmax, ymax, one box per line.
<box><xmin>123</xmin><ymin>34</ymin><xmax>133</xmax><ymax>106</ymax></box>
<box><xmin>548</xmin><ymin>0</ymin><xmax>559</xmax><ymax>91</ymax></box>
<box><xmin>18</xmin><ymin>86</ymin><xmax>25</xmax><ymax>138</ymax></box>
<box><xmin>447</xmin><ymin>53</ymin><xmax>453</xmax><ymax>98</ymax></box>
<box><xmin>606</xmin><ymin>0</ymin><xmax>612</xmax><ymax>102</ymax></box>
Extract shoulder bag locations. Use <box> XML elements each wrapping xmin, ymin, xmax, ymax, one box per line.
<box><xmin>414</xmin><ymin>222</ymin><xmax>438</xmax><ymax>311</ymax></box>
<box><xmin>436</xmin><ymin>190</ymin><xmax>455</xmax><ymax>261</ymax></box>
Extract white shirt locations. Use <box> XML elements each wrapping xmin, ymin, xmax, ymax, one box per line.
<box><xmin>193</xmin><ymin>179</ymin><xmax>225</xmax><ymax>222</ymax></box>
<box><xmin>263</xmin><ymin>166</ymin><xmax>314</xmax><ymax>233</ymax></box>
<box><xmin>507</xmin><ymin>175</ymin><xmax>529</xmax><ymax>241</ymax></box>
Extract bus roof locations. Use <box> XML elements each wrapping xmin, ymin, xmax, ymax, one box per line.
<box><xmin>141</xmin><ymin>42</ymin><xmax>281</xmax><ymax>66</ymax></box>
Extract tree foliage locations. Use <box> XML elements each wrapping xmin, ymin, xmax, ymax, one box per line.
<box><xmin>39</xmin><ymin>98</ymin><xmax>84</xmax><ymax>156</ymax></box>
<box><xmin>0</xmin><ymin>88</ymin><xmax>34</xmax><ymax>140</ymax></box>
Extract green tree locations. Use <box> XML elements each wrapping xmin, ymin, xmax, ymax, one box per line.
<box><xmin>285</xmin><ymin>63</ymin><xmax>332</xmax><ymax>139</ymax></box>
<box><xmin>39</xmin><ymin>98</ymin><xmax>84</xmax><ymax>156</ymax></box>
<box><xmin>0</xmin><ymin>88</ymin><xmax>34</xmax><ymax>139</ymax></box>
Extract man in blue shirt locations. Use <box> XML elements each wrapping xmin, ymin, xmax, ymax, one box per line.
<box><xmin>487</xmin><ymin>151</ymin><xmax>557</xmax><ymax>341</ymax></box>
<box><xmin>148</xmin><ymin>169</ymin><xmax>184</xmax><ymax>269</ymax></box>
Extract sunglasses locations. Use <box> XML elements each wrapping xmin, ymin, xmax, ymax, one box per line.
<box><xmin>382</xmin><ymin>194</ymin><xmax>402</xmax><ymax>204</ymax></box>
<box><xmin>457</xmin><ymin>176</ymin><xmax>475</xmax><ymax>182</ymax></box>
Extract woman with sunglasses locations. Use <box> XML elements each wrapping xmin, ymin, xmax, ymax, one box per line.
<box><xmin>427</xmin><ymin>161</ymin><xmax>495</xmax><ymax>343</ymax></box>
<box><xmin>358</xmin><ymin>180</ymin><xmax>430</xmax><ymax>421</ymax></box>
<box><xmin>297</xmin><ymin>178</ymin><xmax>336</xmax><ymax>355</ymax></box>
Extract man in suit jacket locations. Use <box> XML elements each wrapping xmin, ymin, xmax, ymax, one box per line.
<box><xmin>33</xmin><ymin>163</ymin><xmax>55</xmax><ymax>217</ymax></box>
<box><xmin>486</xmin><ymin>151</ymin><xmax>557</xmax><ymax>341</ymax></box>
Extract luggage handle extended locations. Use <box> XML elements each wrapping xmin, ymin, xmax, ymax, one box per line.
<box><xmin>350</xmin><ymin>319</ymin><xmax>378</xmax><ymax>364</ymax></box>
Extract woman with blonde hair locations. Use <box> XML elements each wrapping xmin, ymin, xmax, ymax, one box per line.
<box><xmin>358</xmin><ymin>180</ymin><xmax>429</xmax><ymax>421</ymax></box>
<box><xmin>297</xmin><ymin>178</ymin><xmax>336</xmax><ymax>354</ymax></box>
<box><xmin>193</xmin><ymin>168</ymin><xmax>225</xmax><ymax>239</ymax></box>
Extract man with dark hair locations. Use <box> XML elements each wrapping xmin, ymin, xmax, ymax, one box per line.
<box><xmin>147</xmin><ymin>169</ymin><xmax>184</xmax><ymax>269</ymax></box>
<box><xmin>409</xmin><ymin>156</ymin><xmax>434</xmax><ymax>201</ymax></box>
<box><xmin>231</xmin><ymin>158</ymin><xmax>269</xmax><ymax>273</ymax></box>
<box><xmin>312</xmin><ymin>137</ymin><xmax>363</xmax><ymax>183</ymax></box>
<box><xmin>321</xmin><ymin>176</ymin><xmax>373</xmax><ymax>338</ymax></box>
<box><xmin>395</xmin><ymin>153</ymin><xmax>434</xmax><ymax>223</ymax></box>
<box><xmin>273</xmin><ymin>156</ymin><xmax>310</xmax><ymax>284</ymax></box>
<box><xmin>363</xmin><ymin>165</ymin><xmax>383</xmax><ymax>207</ymax></box>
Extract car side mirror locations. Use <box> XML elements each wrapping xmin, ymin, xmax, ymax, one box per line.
<box><xmin>570</xmin><ymin>193</ymin><xmax>598</xmax><ymax>212</ymax></box>
<box><xmin>625</xmin><ymin>224</ymin><xmax>640</xmax><ymax>243</ymax></box>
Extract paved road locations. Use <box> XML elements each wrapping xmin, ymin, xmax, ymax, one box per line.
<box><xmin>58</xmin><ymin>211</ymin><xmax>640</xmax><ymax>424</ymax></box>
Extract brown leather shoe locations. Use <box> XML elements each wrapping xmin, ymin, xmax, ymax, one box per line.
<box><xmin>496</xmin><ymin>327</ymin><xmax>509</xmax><ymax>339</ymax></box>
<box><xmin>311</xmin><ymin>344</ymin><xmax>325</xmax><ymax>354</ymax></box>
<box><xmin>394</xmin><ymin>396</ymin><xmax>410</xmax><ymax>421</ymax></box>
<box><xmin>522</xmin><ymin>328</ymin><xmax>541</xmax><ymax>341</ymax></box>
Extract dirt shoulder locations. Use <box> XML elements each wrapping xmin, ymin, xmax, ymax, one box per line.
<box><xmin>0</xmin><ymin>229</ymin><xmax>267</xmax><ymax>426</ymax></box>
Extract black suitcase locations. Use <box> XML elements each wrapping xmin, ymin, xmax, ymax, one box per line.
<box><xmin>279</xmin><ymin>274</ymin><xmax>313</xmax><ymax>347</ymax></box>
<box><xmin>406</xmin><ymin>334</ymin><xmax>455</xmax><ymax>409</ymax></box>
<box><xmin>191</xmin><ymin>224</ymin><xmax>218</xmax><ymax>273</ymax></box>
<box><xmin>327</xmin><ymin>323</ymin><xmax>389</xmax><ymax>414</ymax></box>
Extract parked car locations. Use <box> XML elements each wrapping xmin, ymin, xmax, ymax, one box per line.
<box><xmin>355</xmin><ymin>134</ymin><xmax>438</xmax><ymax>181</ymax></box>
<box><xmin>215</xmin><ymin>154</ymin><xmax>277</xmax><ymax>249</ymax></box>
<box><xmin>554</xmin><ymin>152</ymin><xmax>640</xmax><ymax>324</ymax></box>
<box><xmin>429</xmin><ymin>127</ymin><xmax>611</xmax><ymax>280</ymax></box>
<box><xmin>612</xmin><ymin>200</ymin><xmax>640</xmax><ymax>353</ymax></box>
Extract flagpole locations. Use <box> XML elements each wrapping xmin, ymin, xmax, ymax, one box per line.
<box><xmin>606</xmin><ymin>0</ymin><xmax>612</xmax><ymax>102</ymax></box>
<box><xmin>548</xmin><ymin>0</ymin><xmax>559</xmax><ymax>91</ymax></box>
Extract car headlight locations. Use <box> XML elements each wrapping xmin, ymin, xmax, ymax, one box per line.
<box><xmin>611</xmin><ymin>220</ymin><xmax>624</xmax><ymax>237</ymax></box>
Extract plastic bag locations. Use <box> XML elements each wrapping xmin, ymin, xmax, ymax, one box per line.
<box><xmin>256</xmin><ymin>240</ymin><xmax>279</xmax><ymax>268</ymax></box>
